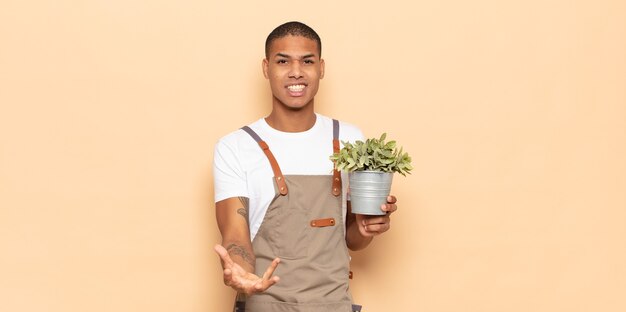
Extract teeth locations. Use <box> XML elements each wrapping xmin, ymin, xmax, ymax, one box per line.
<box><xmin>287</xmin><ymin>84</ymin><xmax>305</xmax><ymax>92</ymax></box>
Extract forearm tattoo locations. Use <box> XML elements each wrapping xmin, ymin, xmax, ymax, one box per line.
<box><xmin>237</xmin><ymin>197</ymin><xmax>250</xmax><ymax>225</ymax></box>
<box><xmin>226</xmin><ymin>243</ymin><xmax>255</xmax><ymax>268</ymax></box>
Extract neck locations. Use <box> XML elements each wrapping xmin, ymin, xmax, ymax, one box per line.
<box><xmin>265</xmin><ymin>104</ymin><xmax>317</xmax><ymax>133</ymax></box>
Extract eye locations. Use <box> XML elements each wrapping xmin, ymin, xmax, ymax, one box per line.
<box><xmin>303</xmin><ymin>59</ymin><xmax>315</xmax><ymax>64</ymax></box>
<box><xmin>277</xmin><ymin>59</ymin><xmax>288</xmax><ymax>64</ymax></box>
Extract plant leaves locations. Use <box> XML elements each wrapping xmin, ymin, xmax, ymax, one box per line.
<box><xmin>330</xmin><ymin>134</ymin><xmax>412</xmax><ymax>175</ymax></box>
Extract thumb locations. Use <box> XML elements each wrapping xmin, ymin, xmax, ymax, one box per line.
<box><xmin>214</xmin><ymin>244</ymin><xmax>234</xmax><ymax>267</ymax></box>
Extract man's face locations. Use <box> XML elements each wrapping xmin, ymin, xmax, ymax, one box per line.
<box><xmin>263</xmin><ymin>35</ymin><xmax>325</xmax><ymax>110</ymax></box>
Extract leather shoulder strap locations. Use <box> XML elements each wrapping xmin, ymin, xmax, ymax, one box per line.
<box><xmin>240</xmin><ymin>126</ymin><xmax>288</xmax><ymax>195</ymax></box>
<box><xmin>332</xmin><ymin>119</ymin><xmax>342</xmax><ymax>197</ymax></box>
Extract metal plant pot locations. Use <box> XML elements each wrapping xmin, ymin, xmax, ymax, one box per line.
<box><xmin>349</xmin><ymin>171</ymin><xmax>393</xmax><ymax>215</ymax></box>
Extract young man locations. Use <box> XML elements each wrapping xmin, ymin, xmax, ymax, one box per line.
<box><xmin>213</xmin><ymin>21</ymin><xmax>398</xmax><ymax>312</ymax></box>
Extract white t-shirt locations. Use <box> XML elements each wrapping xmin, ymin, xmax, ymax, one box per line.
<box><xmin>213</xmin><ymin>114</ymin><xmax>364</xmax><ymax>239</ymax></box>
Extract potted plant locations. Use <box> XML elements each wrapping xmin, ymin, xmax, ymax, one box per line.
<box><xmin>330</xmin><ymin>133</ymin><xmax>412</xmax><ymax>215</ymax></box>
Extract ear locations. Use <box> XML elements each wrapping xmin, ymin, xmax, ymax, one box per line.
<box><xmin>320</xmin><ymin>58</ymin><xmax>325</xmax><ymax>79</ymax></box>
<box><xmin>262</xmin><ymin>58</ymin><xmax>269</xmax><ymax>79</ymax></box>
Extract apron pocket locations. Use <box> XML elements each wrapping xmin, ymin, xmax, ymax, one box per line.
<box><xmin>270</xmin><ymin>209</ymin><xmax>311</xmax><ymax>259</ymax></box>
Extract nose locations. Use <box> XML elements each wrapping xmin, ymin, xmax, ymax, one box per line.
<box><xmin>288</xmin><ymin>61</ymin><xmax>303</xmax><ymax>79</ymax></box>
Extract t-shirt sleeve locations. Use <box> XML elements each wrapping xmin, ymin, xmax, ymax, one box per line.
<box><xmin>339</xmin><ymin>121</ymin><xmax>366</xmax><ymax>143</ymax></box>
<box><xmin>213</xmin><ymin>139</ymin><xmax>248</xmax><ymax>203</ymax></box>
<box><xmin>354</xmin><ymin>128</ymin><xmax>365</xmax><ymax>141</ymax></box>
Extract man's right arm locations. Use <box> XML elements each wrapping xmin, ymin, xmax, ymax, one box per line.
<box><xmin>213</xmin><ymin>139</ymin><xmax>279</xmax><ymax>294</ymax></box>
<box><xmin>216</xmin><ymin>197</ymin><xmax>256</xmax><ymax>273</ymax></box>
<box><xmin>215</xmin><ymin>196</ymin><xmax>280</xmax><ymax>295</ymax></box>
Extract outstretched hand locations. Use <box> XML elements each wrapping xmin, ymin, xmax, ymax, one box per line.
<box><xmin>214</xmin><ymin>244</ymin><xmax>280</xmax><ymax>295</ymax></box>
<box><xmin>356</xmin><ymin>195</ymin><xmax>398</xmax><ymax>237</ymax></box>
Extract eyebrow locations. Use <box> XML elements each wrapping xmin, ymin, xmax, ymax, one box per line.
<box><xmin>274</xmin><ymin>53</ymin><xmax>317</xmax><ymax>59</ymax></box>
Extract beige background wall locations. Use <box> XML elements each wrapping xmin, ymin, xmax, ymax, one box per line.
<box><xmin>1</xmin><ymin>1</ymin><xmax>625</xmax><ymax>311</ymax></box>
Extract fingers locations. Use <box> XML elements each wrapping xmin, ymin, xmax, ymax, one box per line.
<box><xmin>381</xmin><ymin>195</ymin><xmax>398</xmax><ymax>214</ymax></box>
<box><xmin>254</xmin><ymin>258</ymin><xmax>281</xmax><ymax>293</ymax></box>
<box><xmin>381</xmin><ymin>203</ymin><xmax>397</xmax><ymax>214</ymax></box>
<box><xmin>223</xmin><ymin>268</ymin><xmax>233</xmax><ymax>286</ymax></box>
<box><xmin>361</xmin><ymin>215</ymin><xmax>388</xmax><ymax>225</ymax></box>
<box><xmin>214</xmin><ymin>244</ymin><xmax>235</xmax><ymax>268</ymax></box>
<box><xmin>257</xmin><ymin>275</ymin><xmax>280</xmax><ymax>291</ymax></box>
<box><xmin>359</xmin><ymin>214</ymin><xmax>391</xmax><ymax>235</ymax></box>
<box><xmin>216</xmin><ymin>244</ymin><xmax>237</xmax><ymax>286</ymax></box>
<box><xmin>261</xmin><ymin>257</ymin><xmax>281</xmax><ymax>280</ymax></box>
<box><xmin>362</xmin><ymin>218</ymin><xmax>390</xmax><ymax>233</ymax></box>
<box><xmin>254</xmin><ymin>275</ymin><xmax>280</xmax><ymax>292</ymax></box>
<box><xmin>363</xmin><ymin>222</ymin><xmax>390</xmax><ymax>234</ymax></box>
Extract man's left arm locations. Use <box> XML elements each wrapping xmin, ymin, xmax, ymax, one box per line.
<box><xmin>345</xmin><ymin>195</ymin><xmax>398</xmax><ymax>251</ymax></box>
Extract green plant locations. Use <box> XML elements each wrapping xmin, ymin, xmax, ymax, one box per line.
<box><xmin>330</xmin><ymin>133</ymin><xmax>413</xmax><ymax>176</ymax></box>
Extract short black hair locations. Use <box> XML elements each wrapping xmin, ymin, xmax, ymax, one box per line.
<box><xmin>265</xmin><ymin>21</ymin><xmax>322</xmax><ymax>58</ymax></box>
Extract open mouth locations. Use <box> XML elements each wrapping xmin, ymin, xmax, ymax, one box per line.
<box><xmin>287</xmin><ymin>84</ymin><xmax>306</xmax><ymax>92</ymax></box>
<box><xmin>286</xmin><ymin>84</ymin><xmax>306</xmax><ymax>96</ymax></box>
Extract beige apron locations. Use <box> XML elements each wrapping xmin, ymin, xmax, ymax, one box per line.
<box><xmin>237</xmin><ymin>120</ymin><xmax>358</xmax><ymax>312</ymax></box>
